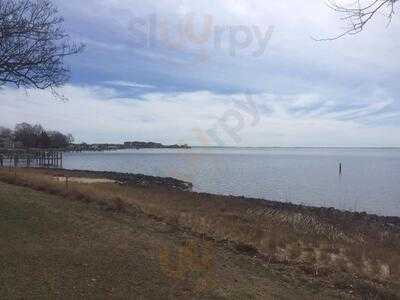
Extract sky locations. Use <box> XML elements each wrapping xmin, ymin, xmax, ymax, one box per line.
<box><xmin>1</xmin><ymin>0</ymin><xmax>399</xmax><ymax>147</ymax></box>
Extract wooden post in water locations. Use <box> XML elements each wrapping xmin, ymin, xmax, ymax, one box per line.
<box><xmin>339</xmin><ymin>163</ymin><xmax>342</xmax><ymax>175</ymax></box>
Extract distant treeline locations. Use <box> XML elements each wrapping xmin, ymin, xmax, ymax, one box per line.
<box><xmin>0</xmin><ymin>123</ymin><xmax>73</xmax><ymax>149</ymax></box>
<box><xmin>69</xmin><ymin>141</ymin><xmax>190</xmax><ymax>152</ymax></box>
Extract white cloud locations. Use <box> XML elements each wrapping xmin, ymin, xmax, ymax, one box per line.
<box><xmin>1</xmin><ymin>85</ymin><xmax>399</xmax><ymax>147</ymax></box>
<box><xmin>56</xmin><ymin>0</ymin><xmax>400</xmax><ymax>73</ymax></box>
<box><xmin>103</xmin><ymin>80</ymin><xmax>155</xmax><ymax>89</ymax></box>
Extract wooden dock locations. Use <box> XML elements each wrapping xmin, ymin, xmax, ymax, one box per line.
<box><xmin>0</xmin><ymin>149</ymin><xmax>63</xmax><ymax>168</ymax></box>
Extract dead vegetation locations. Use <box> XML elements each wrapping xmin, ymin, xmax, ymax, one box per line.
<box><xmin>0</xmin><ymin>168</ymin><xmax>399</xmax><ymax>297</ymax></box>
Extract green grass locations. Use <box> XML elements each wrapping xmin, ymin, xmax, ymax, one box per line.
<box><xmin>0</xmin><ymin>181</ymin><xmax>361</xmax><ymax>299</ymax></box>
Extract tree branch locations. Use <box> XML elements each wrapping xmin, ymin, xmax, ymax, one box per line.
<box><xmin>0</xmin><ymin>0</ymin><xmax>84</xmax><ymax>90</ymax></box>
<box><xmin>314</xmin><ymin>0</ymin><xmax>398</xmax><ymax>41</ymax></box>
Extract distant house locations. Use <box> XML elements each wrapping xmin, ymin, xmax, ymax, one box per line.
<box><xmin>0</xmin><ymin>136</ymin><xmax>14</xmax><ymax>149</ymax></box>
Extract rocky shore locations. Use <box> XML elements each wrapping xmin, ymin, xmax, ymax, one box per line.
<box><xmin>42</xmin><ymin>167</ymin><xmax>400</xmax><ymax>231</ymax></box>
<box><xmin>46</xmin><ymin>168</ymin><xmax>193</xmax><ymax>192</ymax></box>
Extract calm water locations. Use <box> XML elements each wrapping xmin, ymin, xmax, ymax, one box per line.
<box><xmin>64</xmin><ymin>148</ymin><xmax>400</xmax><ymax>217</ymax></box>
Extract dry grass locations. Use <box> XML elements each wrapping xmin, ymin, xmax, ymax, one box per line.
<box><xmin>1</xmin><ymin>167</ymin><xmax>399</xmax><ymax>294</ymax></box>
<box><xmin>0</xmin><ymin>181</ymin><xmax>361</xmax><ymax>299</ymax></box>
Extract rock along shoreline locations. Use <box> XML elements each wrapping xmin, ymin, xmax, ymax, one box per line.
<box><xmin>46</xmin><ymin>168</ymin><xmax>193</xmax><ymax>192</ymax></box>
<box><xmin>40</xmin><ymin>167</ymin><xmax>400</xmax><ymax>229</ymax></box>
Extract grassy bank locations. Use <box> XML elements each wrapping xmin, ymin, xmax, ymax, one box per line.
<box><xmin>0</xmin><ymin>168</ymin><xmax>399</xmax><ymax>298</ymax></box>
<box><xmin>0</xmin><ymin>181</ymin><xmax>352</xmax><ymax>299</ymax></box>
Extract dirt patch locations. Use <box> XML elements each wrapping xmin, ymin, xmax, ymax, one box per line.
<box><xmin>46</xmin><ymin>168</ymin><xmax>193</xmax><ymax>191</ymax></box>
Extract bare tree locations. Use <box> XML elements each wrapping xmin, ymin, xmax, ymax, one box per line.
<box><xmin>0</xmin><ymin>0</ymin><xmax>83</xmax><ymax>90</ymax></box>
<box><xmin>13</xmin><ymin>122</ymin><xmax>73</xmax><ymax>148</ymax></box>
<box><xmin>317</xmin><ymin>0</ymin><xmax>398</xmax><ymax>40</ymax></box>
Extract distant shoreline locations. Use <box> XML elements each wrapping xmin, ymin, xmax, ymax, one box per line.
<box><xmin>190</xmin><ymin>146</ymin><xmax>400</xmax><ymax>150</ymax></box>
<box><xmin>67</xmin><ymin>141</ymin><xmax>191</xmax><ymax>152</ymax></box>
<box><xmin>69</xmin><ymin>146</ymin><xmax>400</xmax><ymax>152</ymax></box>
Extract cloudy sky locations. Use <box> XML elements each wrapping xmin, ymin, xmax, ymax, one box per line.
<box><xmin>1</xmin><ymin>0</ymin><xmax>399</xmax><ymax>146</ymax></box>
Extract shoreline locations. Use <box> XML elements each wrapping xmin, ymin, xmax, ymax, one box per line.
<box><xmin>46</xmin><ymin>168</ymin><xmax>193</xmax><ymax>192</ymax></box>
<box><xmin>39</xmin><ymin>167</ymin><xmax>400</xmax><ymax>223</ymax></box>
